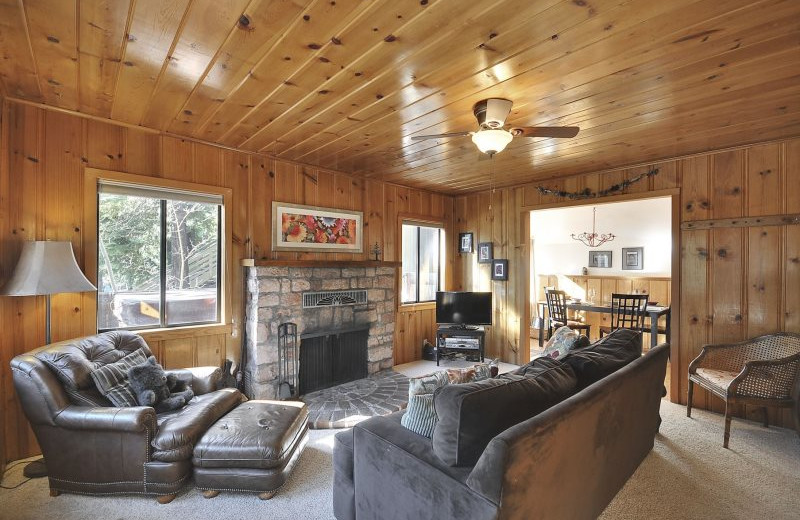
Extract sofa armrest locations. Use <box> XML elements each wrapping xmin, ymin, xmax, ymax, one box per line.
<box><xmin>55</xmin><ymin>405</ymin><xmax>157</xmax><ymax>433</ymax></box>
<box><xmin>165</xmin><ymin>366</ymin><xmax>221</xmax><ymax>395</ymax></box>
<box><xmin>352</xmin><ymin>419</ymin><xmax>498</xmax><ymax>520</ymax></box>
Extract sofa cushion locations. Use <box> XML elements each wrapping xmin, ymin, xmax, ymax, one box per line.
<box><xmin>432</xmin><ymin>357</ymin><xmax>577</xmax><ymax>467</ymax></box>
<box><xmin>34</xmin><ymin>330</ymin><xmax>151</xmax><ymax>391</ymax></box>
<box><xmin>90</xmin><ymin>348</ymin><xmax>149</xmax><ymax>407</ymax></box>
<box><xmin>400</xmin><ymin>371</ymin><xmax>449</xmax><ymax>438</ymax></box>
<box><xmin>563</xmin><ymin>328</ymin><xmax>643</xmax><ymax>389</ymax></box>
<box><xmin>151</xmin><ymin>388</ymin><xmax>243</xmax><ymax>462</ymax></box>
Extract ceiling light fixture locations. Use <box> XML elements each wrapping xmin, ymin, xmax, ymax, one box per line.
<box><xmin>571</xmin><ymin>207</ymin><xmax>615</xmax><ymax>247</ymax></box>
<box><xmin>471</xmin><ymin>128</ymin><xmax>513</xmax><ymax>156</ymax></box>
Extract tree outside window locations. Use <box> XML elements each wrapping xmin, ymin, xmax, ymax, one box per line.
<box><xmin>97</xmin><ymin>188</ymin><xmax>221</xmax><ymax>330</ymax></box>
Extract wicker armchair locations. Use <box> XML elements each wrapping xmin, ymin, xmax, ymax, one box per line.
<box><xmin>687</xmin><ymin>332</ymin><xmax>800</xmax><ymax>448</ymax></box>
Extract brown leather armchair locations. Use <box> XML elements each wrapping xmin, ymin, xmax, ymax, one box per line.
<box><xmin>10</xmin><ymin>330</ymin><xmax>243</xmax><ymax>503</ymax></box>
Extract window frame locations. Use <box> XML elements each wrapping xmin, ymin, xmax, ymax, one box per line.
<box><xmin>400</xmin><ymin>219</ymin><xmax>445</xmax><ymax>305</ymax></box>
<box><xmin>85</xmin><ymin>168</ymin><xmax>232</xmax><ymax>335</ymax></box>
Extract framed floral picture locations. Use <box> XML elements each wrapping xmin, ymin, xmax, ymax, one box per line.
<box><xmin>272</xmin><ymin>202</ymin><xmax>363</xmax><ymax>253</ymax></box>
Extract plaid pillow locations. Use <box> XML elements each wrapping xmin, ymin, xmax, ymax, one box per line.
<box><xmin>90</xmin><ymin>348</ymin><xmax>149</xmax><ymax>407</ymax></box>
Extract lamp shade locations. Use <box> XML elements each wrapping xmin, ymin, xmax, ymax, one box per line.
<box><xmin>1</xmin><ymin>241</ymin><xmax>96</xmax><ymax>296</ymax></box>
<box><xmin>471</xmin><ymin>129</ymin><xmax>513</xmax><ymax>155</ymax></box>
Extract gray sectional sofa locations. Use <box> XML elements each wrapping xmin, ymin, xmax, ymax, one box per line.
<box><xmin>333</xmin><ymin>329</ymin><xmax>670</xmax><ymax>520</ymax></box>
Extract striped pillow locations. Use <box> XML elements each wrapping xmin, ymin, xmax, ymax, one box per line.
<box><xmin>90</xmin><ymin>348</ymin><xmax>149</xmax><ymax>407</ymax></box>
<box><xmin>401</xmin><ymin>371</ymin><xmax>449</xmax><ymax>438</ymax></box>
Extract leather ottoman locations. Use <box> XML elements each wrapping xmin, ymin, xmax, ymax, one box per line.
<box><xmin>192</xmin><ymin>400</ymin><xmax>309</xmax><ymax>499</ymax></box>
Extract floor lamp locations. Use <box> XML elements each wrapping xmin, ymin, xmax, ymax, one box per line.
<box><xmin>1</xmin><ymin>241</ymin><xmax>96</xmax><ymax>478</ymax></box>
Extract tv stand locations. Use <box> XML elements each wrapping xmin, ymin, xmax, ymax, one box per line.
<box><xmin>435</xmin><ymin>325</ymin><xmax>485</xmax><ymax>366</ymax></box>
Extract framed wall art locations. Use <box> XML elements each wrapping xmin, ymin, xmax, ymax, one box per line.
<box><xmin>477</xmin><ymin>242</ymin><xmax>493</xmax><ymax>263</ymax></box>
<box><xmin>272</xmin><ymin>201</ymin><xmax>363</xmax><ymax>253</ymax></box>
<box><xmin>588</xmin><ymin>250</ymin><xmax>612</xmax><ymax>268</ymax></box>
<box><xmin>491</xmin><ymin>259</ymin><xmax>508</xmax><ymax>281</ymax></box>
<box><xmin>622</xmin><ymin>247</ymin><xmax>644</xmax><ymax>270</ymax></box>
<box><xmin>459</xmin><ymin>232</ymin><xmax>474</xmax><ymax>253</ymax></box>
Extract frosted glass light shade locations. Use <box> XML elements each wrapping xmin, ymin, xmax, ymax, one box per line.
<box><xmin>471</xmin><ymin>129</ymin><xmax>513</xmax><ymax>155</ymax></box>
<box><xmin>1</xmin><ymin>241</ymin><xmax>96</xmax><ymax>296</ymax></box>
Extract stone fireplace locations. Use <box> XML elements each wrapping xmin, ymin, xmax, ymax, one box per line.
<box><xmin>244</xmin><ymin>265</ymin><xmax>396</xmax><ymax>399</ymax></box>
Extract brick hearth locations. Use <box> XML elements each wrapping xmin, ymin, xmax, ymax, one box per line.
<box><xmin>244</xmin><ymin>265</ymin><xmax>396</xmax><ymax>399</ymax></box>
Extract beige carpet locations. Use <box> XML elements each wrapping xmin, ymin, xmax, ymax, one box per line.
<box><xmin>1</xmin><ymin>401</ymin><xmax>798</xmax><ymax>520</ymax></box>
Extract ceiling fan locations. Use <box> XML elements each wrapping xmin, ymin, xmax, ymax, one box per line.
<box><xmin>410</xmin><ymin>98</ymin><xmax>579</xmax><ymax>156</ymax></box>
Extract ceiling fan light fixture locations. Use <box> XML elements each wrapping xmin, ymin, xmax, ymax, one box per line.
<box><xmin>471</xmin><ymin>129</ymin><xmax>513</xmax><ymax>155</ymax></box>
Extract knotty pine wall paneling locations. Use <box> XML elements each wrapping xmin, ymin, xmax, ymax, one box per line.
<box><xmin>453</xmin><ymin>137</ymin><xmax>800</xmax><ymax>429</ymax></box>
<box><xmin>0</xmin><ymin>100</ymin><xmax>453</xmax><ymax>462</ymax></box>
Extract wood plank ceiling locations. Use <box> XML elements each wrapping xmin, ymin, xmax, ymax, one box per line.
<box><xmin>0</xmin><ymin>0</ymin><xmax>798</xmax><ymax>194</ymax></box>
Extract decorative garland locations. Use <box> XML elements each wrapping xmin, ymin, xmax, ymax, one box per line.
<box><xmin>536</xmin><ymin>168</ymin><xmax>660</xmax><ymax>200</ymax></box>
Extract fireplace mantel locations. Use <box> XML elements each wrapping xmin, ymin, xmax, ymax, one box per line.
<box><xmin>242</xmin><ymin>259</ymin><xmax>401</xmax><ymax>268</ymax></box>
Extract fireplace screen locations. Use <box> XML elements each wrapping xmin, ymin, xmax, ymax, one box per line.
<box><xmin>299</xmin><ymin>326</ymin><xmax>368</xmax><ymax>395</ymax></box>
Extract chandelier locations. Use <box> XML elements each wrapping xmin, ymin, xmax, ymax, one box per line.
<box><xmin>571</xmin><ymin>207</ymin><xmax>615</xmax><ymax>247</ymax></box>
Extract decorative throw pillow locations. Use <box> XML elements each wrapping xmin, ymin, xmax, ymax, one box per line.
<box><xmin>447</xmin><ymin>363</ymin><xmax>495</xmax><ymax>383</ymax></box>
<box><xmin>90</xmin><ymin>348</ymin><xmax>149</xmax><ymax>407</ymax></box>
<box><xmin>542</xmin><ymin>326</ymin><xmax>580</xmax><ymax>360</ymax></box>
<box><xmin>401</xmin><ymin>370</ymin><xmax>450</xmax><ymax>438</ymax></box>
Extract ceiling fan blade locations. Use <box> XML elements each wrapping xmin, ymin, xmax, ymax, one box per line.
<box><xmin>410</xmin><ymin>131</ymin><xmax>472</xmax><ymax>141</ymax></box>
<box><xmin>484</xmin><ymin>98</ymin><xmax>513</xmax><ymax>127</ymax></box>
<box><xmin>510</xmin><ymin>126</ymin><xmax>580</xmax><ymax>138</ymax></box>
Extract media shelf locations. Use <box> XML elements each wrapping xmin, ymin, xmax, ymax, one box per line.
<box><xmin>435</xmin><ymin>326</ymin><xmax>485</xmax><ymax>366</ymax></box>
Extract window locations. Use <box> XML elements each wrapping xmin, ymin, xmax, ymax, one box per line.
<box><xmin>401</xmin><ymin>222</ymin><xmax>444</xmax><ymax>304</ymax></box>
<box><xmin>97</xmin><ymin>182</ymin><xmax>222</xmax><ymax>330</ymax></box>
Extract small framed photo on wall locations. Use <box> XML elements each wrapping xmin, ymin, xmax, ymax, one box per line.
<box><xmin>622</xmin><ymin>247</ymin><xmax>644</xmax><ymax>270</ymax></box>
<box><xmin>459</xmin><ymin>232</ymin><xmax>474</xmax><ymax>253</ymax></box>
<box><xmin>588</xmin><ymin>250</ymin><xmax>612</xmax><ymax>268</ymax></box>
<box><xmin>477</xmin><ymin>242</ymin><xmax>493</xmax><ymax>263</ymax></box>
<box><xmin>491</xmin><ymin>259</ymin><xmax>508</xmax><ymax>281</ymax></box>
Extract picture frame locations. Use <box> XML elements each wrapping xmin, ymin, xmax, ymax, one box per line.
<box><xmin>272</xmin><ymin>201</ymin><xmax>363</xmax><ymax>253</ymax></box>
<box><xmin>491</xmin><ymin>259</ymin><xmax>508</xmax><ymax>281</ymax></box>
<box><xmin>459</xmin><ymin>232</ymin><xmax>474</xmax><ymax>253</ymax></box>
<box><xmin>588</xmin><ymin>250</ymin><xmax>612</xmax><ymax>268</ymax></box>
<box><xmin>477</xmin><ymin>242</ymin><xmax>493</xmax><ymax>263</ymax></box>
<box><xmin>622</xmin><ymin>247</ymin><xmax>644</xmax><ymax>270</ymax></box>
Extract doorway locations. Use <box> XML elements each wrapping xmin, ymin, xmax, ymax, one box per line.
<box><xmin>529</xmin><ymin>196</ymin><xmax>674</xmax><ymax>388</ymax></box>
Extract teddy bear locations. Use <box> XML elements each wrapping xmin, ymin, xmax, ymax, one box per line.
<box><xmin>128</xmin><ymin>356</ymin><xmax>194</xmax><ymax>413</ymax></box>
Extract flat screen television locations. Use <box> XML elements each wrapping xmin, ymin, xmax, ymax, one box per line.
<box><xmin>435</xmin><ymin>291</ymin><xmax>492</xmax><ymax>327</ymax></box>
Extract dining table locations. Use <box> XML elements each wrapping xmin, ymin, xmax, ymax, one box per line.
<box><xmin>536</xmin><ymin>299</ymin><xmax>671</xmax><ymax>349</ymax></box>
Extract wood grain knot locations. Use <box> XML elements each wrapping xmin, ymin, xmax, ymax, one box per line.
<box><xmin>384</xmin><ymin>34</ymin><xmax>396</xmax><ymax>42</ymax></box>
<box><xmin>307</xmin><ymin>43</ymin><xmax>321</xmax><ymax>50</ymax></box>
<box><xmin>237</xmin><ymin>14</ymin><xmax>251</xmax><ymax>28</ymax></box>
<box><xmin>717</xmin><ymin>249</ymin><xmax>727</xmax><ymax>258</ymax></box>
<box><xmin>331</xmin><ymin>37</ymin><xmax>342</xmax><ymax>45</ymax></box>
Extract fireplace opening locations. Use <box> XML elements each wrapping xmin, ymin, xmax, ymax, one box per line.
<box><xmin>299</xmin><ymin>325</ymin><xmax>369</xmax><ymax>395</ymax></box>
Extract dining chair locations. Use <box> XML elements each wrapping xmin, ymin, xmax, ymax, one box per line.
<box><xmin>599</xmin><ymin>293</ymin><xmax>649</xmax><ymax>338</ymax></box>
<box><xmin>545</xmin><ymin>289</ymin><xmax>591</xmax><ymax>338</ymax></box>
